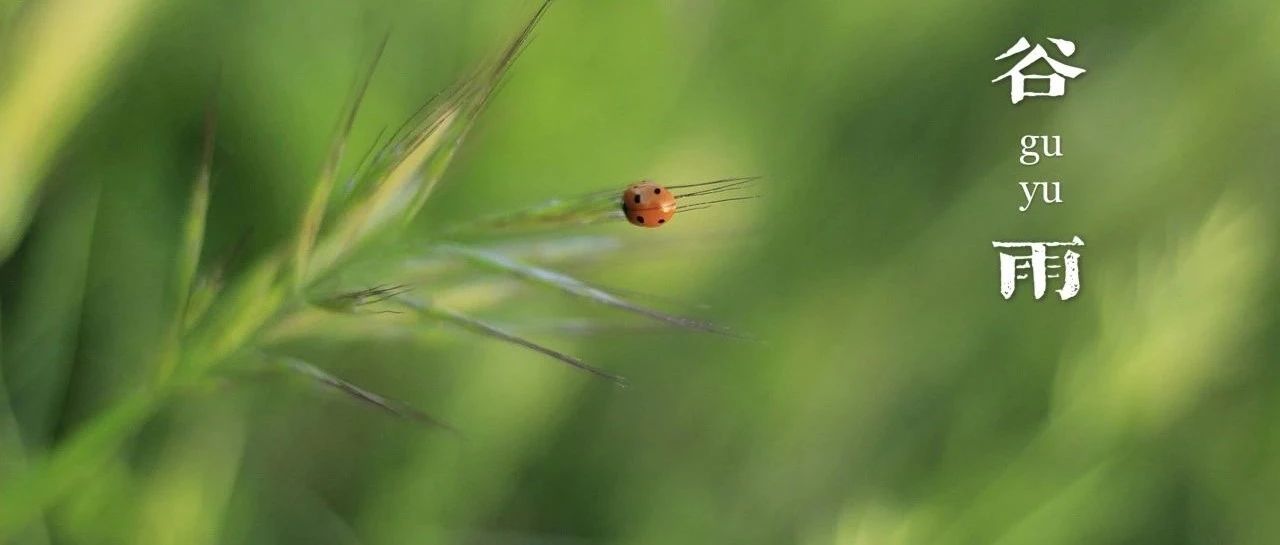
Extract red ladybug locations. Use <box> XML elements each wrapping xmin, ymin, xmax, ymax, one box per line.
<box><xmin>621</xmin><ymin>181</ymin><xmax>677</xmax><ymax>228</ymax></box>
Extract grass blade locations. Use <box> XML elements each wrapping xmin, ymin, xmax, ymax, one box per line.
<box><xmin>176</xmin><ymin>97</ymin><xmax>218</xmax><ymax>322</ymax></box>
<box><xmin>440</xmin><ymin>176</ymin><xmax>758</xmax><ymax>235</ymax></box>
<box><xmin>183</xmin><ymin>228</ymin><xmax>252</xmax><ymax>332</ymax></box>
<box><xmin>0</xmin><ymin>392</ymin><xmax>162</xmax><ymax>542</ymax></box>
<box><xmin>279</xmin><ymin>357</ymin><xmax>455</xmax><ymax>432</ymax></box>
<box><xmin>0</xmin><ymin>297</ymin><xmax>49</xmax><ymax>544</ymax></box>
<box><xmin>398</xmin><ymin>298</ymin><xmax>627</xmax><ymax>387</ymax></box>
<box><xmin>0</xmin><ymin>0</ymin><xmax>160</xmax><ymax>261</ymax></box>
<box><xmin>158</xmin><ymin>96</ymin><xmax>218</xmax><ymax>382</ymax></box>
<box><xmin>294</xmin><ymin>35</ymin><xmax>389</xmax><ymax>286</ymax></box>
<box><xmin>440</xmin><ymin>244</ymin><xmax>742</xmax><ymax>337</ymax></box>
<box><xmin>309</xmin><ymin>1</ymin><xmax>554</xmax><ymax>279</ymax></box>
<box><xmin>443</xmin><ymin>191</ymin><xmax>623</xmax><ymax>235</ymax></box>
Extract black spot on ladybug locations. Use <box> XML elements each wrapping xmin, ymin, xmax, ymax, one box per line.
<box><xmin>653</xmin><ymin>188</ymin><xmax>661</xmax><ymax>194</ymax></box>
<box><xmin>636</xmin><ymin>215</ymin><xmax>645</xmax><ymax>223</ymax></box>
<box><xmin>633</xmin><ymin>194</ymin><xmax>641</xmax><ymax>204</ymax></box>
<box><xmin>658</xmin><ymin>218</ymin><xmax>665</xmax><ymax>224</ymax></box>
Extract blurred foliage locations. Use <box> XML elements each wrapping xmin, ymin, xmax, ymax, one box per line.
<box><xmin>2</xmin><ymin>0</ymin><xmax>1280</xmax><ymax>544</ymax></box>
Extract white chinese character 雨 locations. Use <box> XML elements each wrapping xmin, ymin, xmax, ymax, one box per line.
<box><xmin>993</xmin><ymin>37</ymin><xmax>1086</xmax><ymax>104</ymax></box>
<box><xmin>991</xmin><ymin>236</ymin><xmax>1084</xmax><ymax>300</ymax></box>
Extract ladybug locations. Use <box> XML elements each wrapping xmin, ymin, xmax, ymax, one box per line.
<box><xmin>621</xmin><ymin>181</ymin><xmax>677</xmax><ymax>228</ymax></box>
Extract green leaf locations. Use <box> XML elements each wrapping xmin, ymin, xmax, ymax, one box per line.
<box><xmin>0</xmin><ymin>391</ymin><xmax>162</xmax><ymax>542</ymax></box>
<box><xmin>0</xmin><ymin>0</ymin><xmax>160</xmax><ymax>260</ymax></box>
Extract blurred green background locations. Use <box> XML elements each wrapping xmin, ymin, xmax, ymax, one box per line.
<box><xmin>3</xmin><ymin>0</ymin><xmax>1280</xmax><ymax>543</ymax></box>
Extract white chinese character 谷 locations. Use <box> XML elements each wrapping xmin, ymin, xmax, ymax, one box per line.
<box><xmin>991</xmin><ymin>236</ymin><xmax>1084</xmax><ymax>300</ymax></box>
<box><xmin>993</xmin><ymin>37</ymin><xmax>1086</xmax><ymax>104</ymax></box>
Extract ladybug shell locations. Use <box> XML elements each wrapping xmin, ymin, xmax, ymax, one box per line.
<box><xmin>621</xmin><ymin>181</ymin><xmax>676</xmax><ymax>228</ymax></box>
